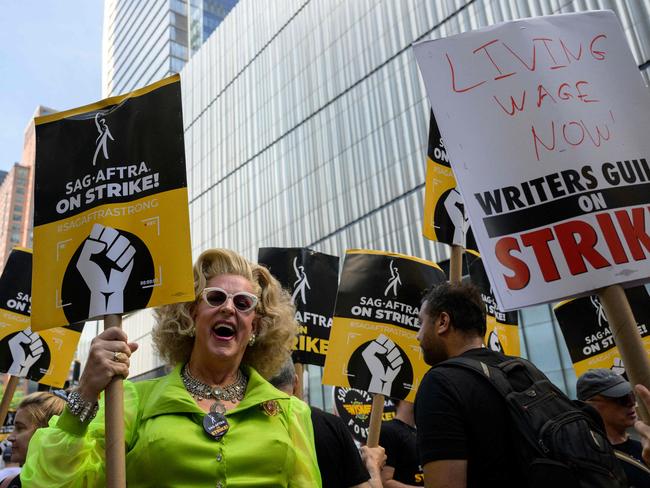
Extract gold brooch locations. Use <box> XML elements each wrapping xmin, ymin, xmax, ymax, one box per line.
<box><xmin>262</xmin><ymin>400</ymin><xmax>280</xmax><ymax>416</ymax></box>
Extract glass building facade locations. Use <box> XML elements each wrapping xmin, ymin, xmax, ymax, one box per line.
<box><xmin>189</xmin><ymin>0</ymin><xmax>239</xmax><ymax>55</ymax></box>
<box><xmin>102</xmin><ymin>0</ymin><xmax>190</xmax><ymax>97</ymax></box>
<box><xmin>98</xmin><ymin>0</ymin><xmax>649</xmax><ymax>410</ymax></box>
<box><xmin>101</xmin><ymin>0</ymin><xmax>237</xmax><ymax>97</ymax></box>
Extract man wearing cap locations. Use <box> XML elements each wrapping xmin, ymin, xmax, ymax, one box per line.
<box><xmin>578</xmin><ymin>368</ymin><xmax>650</xmax><ymax>487</ymax></box>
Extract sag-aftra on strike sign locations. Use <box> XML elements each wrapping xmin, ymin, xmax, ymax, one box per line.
<box><xmin>414</xmin><ymin>11</ymin><xmax>650</xmax><ymax>311</ymax></box>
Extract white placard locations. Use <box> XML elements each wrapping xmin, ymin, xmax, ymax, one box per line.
<box><xmin>414</xmin><ymin>11</ymin><xmax>650</xmax><ymax>311</ymax></box>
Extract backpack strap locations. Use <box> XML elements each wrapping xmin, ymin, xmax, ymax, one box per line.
<box><xmin>438</xmin><ymin>356</ymin><xmax>515</xmax><ymax>400</ymax></box>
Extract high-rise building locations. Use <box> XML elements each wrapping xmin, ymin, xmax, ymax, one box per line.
<box><xmin>188</xmin><ymin>0</ymin><xmax>238</xmax><ymax>55</ymax></box>
<box><xmin>107</xmin><ymin>1</ymin><xmax>648</xmax><ymax>407</ymax></box>
<box><xmin>0</xmin><ymin>106</ymin><xmax>54</xmax><ymax>268</ymax></box>
<box><xmin>101</xmin><ymin>0</ymin><xmax>238</xmax><ymax>97</ymax></box>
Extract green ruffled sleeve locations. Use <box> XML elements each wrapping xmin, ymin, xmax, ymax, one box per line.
<box><xmin>21</xmin><ymin>381</ymin><xmax>140</xmax><ymax>488</ymax></box>
<box><xmin>287</xmin><ymin>397</ymin><xmax>322</xmax><ymax>488</ymax></box>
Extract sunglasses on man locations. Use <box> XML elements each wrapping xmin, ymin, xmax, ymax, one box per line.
<box><xmin>593</xmin><ymin>392</ymin><xmax>637</xmax><ymax>407</ymax></box>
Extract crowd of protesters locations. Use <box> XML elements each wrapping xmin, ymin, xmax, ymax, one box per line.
<box><xmin>2</xmin><ymin>250</ymin><xmax>650</xmax><ymax>487</ymax></box>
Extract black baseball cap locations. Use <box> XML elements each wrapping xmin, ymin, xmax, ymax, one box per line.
<box><xmin>577</xmin><ymin>368</ymin><xmax>632</xmax><ymax>401</ymax></box>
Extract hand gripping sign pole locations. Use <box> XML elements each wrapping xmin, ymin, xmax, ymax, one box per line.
<box><xmin>596</xmin><ymin>285</ymin><xmax>650</xmax><ymax>423</ymax></box>
<box><xmin>0</xmin><ymin>376</ymin><xmax>19</xmax><ymax>427</ymax></box>
<box><xmin>104</xmin><ymin>314</ymin><xmax>126</xmax><ymax>488</ymax></box>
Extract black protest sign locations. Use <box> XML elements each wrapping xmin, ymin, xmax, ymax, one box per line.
<box><xmin>0</xmin><ymin>248</ymin><xmax>84</xmax><ymax>387</ymax></box>
<box><xmin>466</xmin><ymin>250</ymin><xmax>520</xmax><ymax>356</ymax></box>
<box><xmin>32</xmin><ymin>75</ymin><xmax>194</xmax><ymax>329</ymax></box>
<box><xmin>323</xmin><ymin>250</ymin><xmax>446</xmax><ymax>402</ymax></box>
<box><xmin>258</xmin><ymin>248</ymin><xmax>339</xmax><ymax>366</ymax></box>
<box><xmin>333</xmin><ymin>386</ymin><xmax>396</xmax><ymax>444</ymax></box>
<box><xmin>553</xmin><ymin>286</ymin><xmax>650</xmax><ymax>377</ymax></box>
<box><xmin>422</xmin><ymin>111</ymin><xmax>477</xmax><ymax>251</ymax></box>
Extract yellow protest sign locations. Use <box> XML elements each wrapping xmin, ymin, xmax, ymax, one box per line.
<box><xmin>323</xmin><ymin>250</ymin><xmax>446</xmax><ymax>402</ymax></box>
<box><xmin>0</xmin><ymin>248</ymin><xmax>83</xmax><ymax>387</ymax></box>
<box><xmin>32</xmin><ymin>75</ymin><xmax>193</xmax><ymax>330</ymax></box>
<box><xmin>554</xmin><ymin>286</ymin><xmax>650</xmax><ymax>377</ymax></box>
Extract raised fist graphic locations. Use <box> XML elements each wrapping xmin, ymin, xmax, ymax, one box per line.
<box><xmin>443</xmin><ymin>188</ymin><xmax>470</xmax><ymax>247</ymax></box>
<box><xmin>8</xmin><ymin>327</ymin><xmax>44</xmax><ymax>377</ymax></box>
<box><xmin>76</xmin><ymin>224</ymin><xmax>135</xmax><ymax>318</ymax></box>
<box><xmin>362</xmin><ymin>334</ymin><xmax>403</xmax><ymax>395</ymax></box>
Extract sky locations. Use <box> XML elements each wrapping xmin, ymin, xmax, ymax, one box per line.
<box><xmin>0</xmin><ymin>1</ymin><xmax>104</xmax><ymax>172</ymax></box>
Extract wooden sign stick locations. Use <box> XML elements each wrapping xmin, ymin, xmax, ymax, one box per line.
<box><xmin>0</xmin><ymin>375</ymin><xmax>19</xmax><ymax>427</ymax></box>
<box><xmin>366</xmin><ymin>393</ymin><xmax>385</xmax><ymax>447</ymax></box>
<box><xmin>597</xmin><ymin>285</ymin><xmax>650</xmax><ymax>423</ymax></box>
<box><xmin>104</xmin><ymin>314</ymin><xmax>126</xmax><ymax>488</ymax></box>
<box><xmin>449</xmin><ymin>245</ymin><xmax>464</xmax><ymax>284</ymax></box>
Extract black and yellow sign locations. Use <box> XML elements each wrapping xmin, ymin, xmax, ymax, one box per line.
<box><xmin>422</xmin><ymin>111</ymin><xmax>477</xmax><ymax>251</ymax></box>
<box><xmin>258</xmin><ymin>248</ymin><xmax>339</xmax><ymax>366</ymax></box>
<box><xmin>466</xmin><ymin>250</ymin><xmax>520</xmax><ymax>356</ymax></box>
<box><xmin>333</xmin><ymin>386</ymin><xmax>396</xmax><ymax>444</ymax></box>
<box><xmin>554</xmin><ymin>286</ymin><xmax>650</xmax><ymax>377</ymax></box>
<box><xmin>322</xmin><ymin>250</ymin><xmax>446</xmax><ymax>402</ymax></box>
<box><xmin>0</xmin><ymin>248</ymin><xmax>83</xmax><ymax>387</ymax></box>
<box><xmin>32</xmin><ymin>75</ymin><xmax>194</xmax><ymax>330</ymax></box>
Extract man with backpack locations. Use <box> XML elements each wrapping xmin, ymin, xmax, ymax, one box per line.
<box><xmin>415</xmin><ymin>282</ymin><xmax>627</xmax><ymax>488</ymax></box>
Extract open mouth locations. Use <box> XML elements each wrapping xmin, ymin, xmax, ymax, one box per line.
<box><xmin>212</xmin><ymin>324</ymin><xmax>236</xmax><ymax>340</ymax></box>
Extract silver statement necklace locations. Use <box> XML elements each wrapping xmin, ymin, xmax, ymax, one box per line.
<box><xmin>181</xmin><ymin>363</ymin><xmax>248</xmax><ymax>402</ymax></box>
<box><xmin>181</xmin><ymin>364</ymin><xmax>248</xmax><ymax>441</ymax></box>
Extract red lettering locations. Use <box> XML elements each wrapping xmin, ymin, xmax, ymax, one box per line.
<box><xmin>447</xmin><ymin>53</ymin><xmax>486</xmax><ymax>93</ymax></box>
<box><xmin>615</xmin><ymin>207</ymin><xmax>650</xmax><ymax>260</ymax></box>
<box><xmin>474</xmin><ymin>39</ymin><xmax>516</xmax><ymax>80</ymax></box>
<box><xmin>536</xmin><ymin>84</ymin><xmax>557</xmax><ymax>108</ymax></box>
<box><xmin>521</xmin><ymin>228</ymin><xmax>560</xmax><ymax>282</ymax></box>
<box><xmin>581</xmin><ymin>119</ymin><xmax>611</xmax><ymax>147</ymax></box>
<box><xmin>554</xmin><ymin>220</ymin><xmax>610</xmax><ymax>275</ymax></box>
<box><xmin>531</xmin><ymin>121</ymin><xmax>556</xmax><ymax>161</ymax></box>
<box><xmin>557</xmin><ymin>82</ymin><xmax>573</xmax><ymax>100</ymax></box>
<box><xmin>575</xmin><ymin>81</ymin><xmax>599</xmax><ymax>103</ymax></box>
<box><xmin>495</xmin><ymin>237</ymin><xmax>530</xmax><ymax>290</ymax></box>
<box><xmin>493</xmin><ymin>91</ymin><xmax>526</xmax><ymax>116</ymax></box>
<box><xmin>536</xmin><ymin>37</ymin><xmax>557</xmax><ymax>63</ymax></box>
<box><xmin>589</xmin><ymin>34</ymin><xmax>607</xmax><ymax>60</ymax></box>
<box><xmin>503</xmin><ymin>41</ymin><xmax>537</xmax><ymax>71</ymax></box>
<box><xmin>560</xmin><ymin>38</ymin><xmax>583</xmax><ymax>62</ymax></box>
<box><xmin>562</xmin><ymin>121</ymin><xmax>585</xmax><ymax>146</ymax></box>
<box><xmin>595</xmin><ymin>213</ymin><xmax>629</xmax><ymax>264</ymax></box>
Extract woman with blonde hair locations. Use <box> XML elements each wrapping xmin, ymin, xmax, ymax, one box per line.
<box><xmin>2</xmin><ymin>391</ymin><xmax>65</xmax><ymax>488</ymax></box>
<box><xmin>22</xmin><ymin>249</ymin><xmax>321</xmax><ymax>487</ymax></box>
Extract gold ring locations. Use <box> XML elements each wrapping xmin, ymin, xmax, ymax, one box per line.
<box><xmin>112</xmin><ymin>351</ymin><xmax>128</xmax><ymax>363</ymax></box>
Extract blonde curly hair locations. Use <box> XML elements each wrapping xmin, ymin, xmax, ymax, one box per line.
<box><xmin>152</xmin><ymin>249</ymin><xmax>298</xmax><ymax>379</ymax></box>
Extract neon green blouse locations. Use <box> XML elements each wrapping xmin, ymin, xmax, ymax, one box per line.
<box><xmin>21</xmin><ymin>365</ymin><xmax>322</xmax><ymax>487</ymax></box>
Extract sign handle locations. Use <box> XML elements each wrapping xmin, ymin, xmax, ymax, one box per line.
<box><xmin>0</xmin><ymin>375</ymin><xmax>19</xmax><ymax>427</ymax></box>
<box><xmin>366</xmin><ymin>393</ymin><xmax>385</xmax><ymax>447</ymax></box>
<box><xmin>294</xmin><ymin>362</ymin><xmax>304</xmax><ymax>400</ymax></box>
<box><xmin>596</xmin><ymin>285</ymin><xmax>650</xmax><ymax>423</ymax></box>
<box><xmin>449</xmin><ymin>245</ymin><xmax>464</xmax><ymax>284</ymax></box>
<box><xmin>104</xmin><ymin>314</ymin><xmax>126</xmax><ymax>488</ymax></box>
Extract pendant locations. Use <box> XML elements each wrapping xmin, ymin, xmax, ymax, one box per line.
<box><xmin>203</xmin><ymin>412</ymin><xmax>229</xmax><ymax>440</ymax></box>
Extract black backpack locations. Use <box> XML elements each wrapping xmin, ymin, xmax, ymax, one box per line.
<box><xmin>441</xmin><ymin>356</ymin><xmax>628</xmax><ymax>488</ymax></box>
